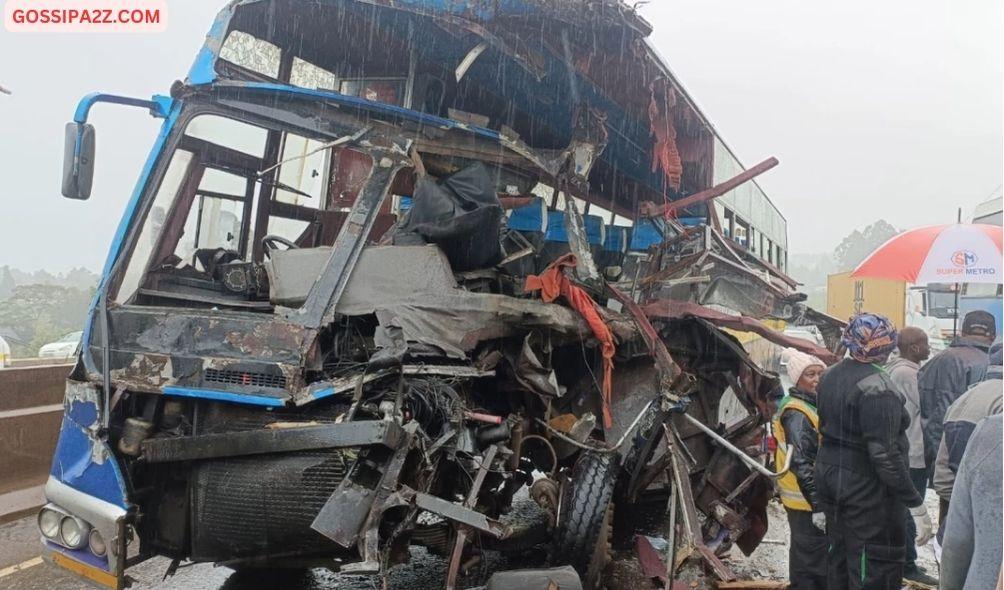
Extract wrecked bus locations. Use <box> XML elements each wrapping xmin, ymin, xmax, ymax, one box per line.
<box><xmin>41</xmin><ymin>1</ymin><xmax>843</xmax><ymax>588</ymax></box>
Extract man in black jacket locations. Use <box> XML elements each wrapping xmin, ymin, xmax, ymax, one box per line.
<box><xmin>918</xmin><ymin>310</ymin><xmax>995</xmax><ymax>479</ymax></box>
<box><xmin>815</xmin><ymin>313</ymin><xmax>925</xmax><ymax>589</ymax></box>
<box><xmin>773</xmin><ymin>348</ymin><xmax>827</xmax><ymax>589</ymax></box>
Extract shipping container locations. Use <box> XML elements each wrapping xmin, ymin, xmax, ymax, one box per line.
<box><xmin>827</xmin><ymin>271</ymin><xmax>906</xmax><ymax>328</ymax></box>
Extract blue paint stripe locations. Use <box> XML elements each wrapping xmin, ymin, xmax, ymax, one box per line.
<box><xmin>298</xmin><ymin>386</ymin><xmax>336</xmax><ymax>405</ymax></box>
<box><xmin>186</xmin><ymin>4</ymin><xmax>234</xmax><ymax>85</ymax></box>
<box><xmin>223</xmin><ymin>82</ymin><xmax>502</xmax><ymax>141</ymax></box>
<box><xmin>81</xmin><ymin>103</ymin><xmax>182</xmax><ymax>378</ymax></box>
<box><xmin>162</xmin><ymin>386</ymin><xmax>287</xmax><ymax>407</ymax></box>
<box><xmin>45</xmin><ymin>541</ymin><xmax>110</xmax><ymax>571</ymax></box>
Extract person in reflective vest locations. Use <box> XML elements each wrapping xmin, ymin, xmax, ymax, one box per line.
<box><xmin>773</xmin><ymin>348</ymin><xmax>827</xmax><ymax>589</ymax></box>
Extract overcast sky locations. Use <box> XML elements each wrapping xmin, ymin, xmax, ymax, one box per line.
<box><xmin>0</xmin><ymin>0</ymin><xmax>1000</xmax><ymax>273</ymax></box>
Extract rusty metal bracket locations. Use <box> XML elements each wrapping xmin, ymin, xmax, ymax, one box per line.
<box><xmin>680</xmin><ymin>413</ymin><xmax>791</xmax><ymax>479</ymax></box>
<box><xmin>350</xmin><ymin>423</ymin><xmax>421</xmax><ymax>574</ymax></box>
<box><xmin>310</xmin><ymin>423</ymin><xmax>420</xmax><ymax>574</ymax></box>
<box><xmin>664</xmin><ymin>423</ymin><xmax>735</xmax><ymax>582</ymax></box>
<box><xmin>413</xmin><ymin>492</ymin><xmax>509</xmax><ymax>539</ymax></box>
<box><xmin>562</xmin><ymin>194</ymin><xmax>601</xmax><ymax>286</ymax></box>
<box><xmin>445</xmin><ymin>444</ymin><xmax>499</xmax><ymax>590</ymax></box>
<box><xmin>606</xmin><ymin>282</ymin><xmax>682</xmax><ymax>393</ymax></box>
<box><xmin>140</xmin><ymin>421</ymin><xmax>404</xmax><ymax>463</ymax></box>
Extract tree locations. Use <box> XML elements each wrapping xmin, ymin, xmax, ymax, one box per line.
<box><xmin>0</xmin><ymin>284</ymin><xmax>92</xmax><ymax>357</ymax></box>
<box><xmin>832</xmin><ymin>220</ymin><xmax>899</xmax><ymax>272</ymax></box>
<box><xmin>0</xmin><ymin>266</ymin><xmax>14</xmax><ymax>300</ymax></box>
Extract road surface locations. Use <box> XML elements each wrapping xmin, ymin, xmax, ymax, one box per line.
<box><xmin>0</xmin><ymin>511</ymin><xmax>474</xmax><ymax>589</ymax></box>
<box><xmin>0</xmin><ymin>493</ymin><xmax>940</xmax><ymax>589</ymax></box>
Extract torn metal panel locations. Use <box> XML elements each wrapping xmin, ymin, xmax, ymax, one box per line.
<box><xmin>506</xmin><ymin>332</ymin><xmax>564</xmax><ymax>398</ymax></box>
<box><xmin>795</xmin><ymin>306</ymin><xmax>848</xmax><ymax>352</ymax></box>
<box><xmin>561</xmin><ymin>193</ymin><xmax>602</xmax><ymax>286</ymax></box>
<box><xmin>92</xmin><ymin>306</ymin><xmax>312</xmax><ymax>398</ymax></box>
<box><xmin>348</xmin><ymin>424</ymin><xmax>423</xmax><ymax>572</ymax></box>
<box><xmin>311</xmin><ymin>424</ymin><xmax>421</xmax><ymax>552</ymax></box>
<box><xmin>639</xmin><ymin>225</ymin><xmax>805</xmax><ymax>322</ymax></box>
<box><xmin>606</xmin><ymin>282</ymin><xmax>681</xmax><ymax>387</ymax></box>
<box><xmin>311</xmin><ymin>482</ymin><xmax>379</xmax><ymax>551</ymax></box>
<box><xmin>665</xmin><ymin>424</ymin><xmax>734</xmax><ymax>582</ymax></box>
<box><xmin>643</xmin><ymin>299</ymin><xmax>840</xmax><ymax>364</ymax></box>
<box><xmin>295</xmin><ymin>364</ymin><xmax>494</xmax><ymax>406</ymax></box>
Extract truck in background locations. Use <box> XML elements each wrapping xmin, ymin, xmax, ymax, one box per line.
<box><xmin>827</xmin><ymin>272</ymin><xmax>947</xmax><ymax>350</ymax></box>
<box><xmin>960</xmin><ymin>196</ymin><xmax>1004</xmax><ymax>341</ymax></box>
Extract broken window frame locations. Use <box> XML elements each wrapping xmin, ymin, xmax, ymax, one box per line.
<box><xmin>106</xmin><ymin>103</ymin><xmax>375</xmax><ymax>307</ymax></box>
<box><xmin>105</xmin><ymin>89</ymin><xmax>601</xmax><ymax>320</ymax></box>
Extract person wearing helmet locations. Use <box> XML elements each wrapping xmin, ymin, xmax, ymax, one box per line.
<box><xmin>773</xmin><ymin>348</ymin><xmax>827</xmax><ymax>589</ymax></box>
<box><xmin>814</xmin><ymin>313</ymin><xmax>926</xmax><ymax>589</ymax></box>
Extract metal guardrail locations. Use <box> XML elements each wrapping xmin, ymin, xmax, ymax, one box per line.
<box><xmin>0</xmin><ymin>364</ymin><xmax>71</xmax><ymax>498</ymax></box>
<box><xmin>4</xmin><ymin>357</ymin><xmax>76</xmax><ymax>368</ymax></box>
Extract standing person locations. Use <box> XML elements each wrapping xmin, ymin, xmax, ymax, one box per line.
<box><xmin>815</xmin><ymin>313</ymin><xmax>927</xmax><ymax>589</ymax></box>
<box><xmin>932</xmin><ymin>346</ymin><xmax>1003</xmax><ymax>544</ymax></box>
<box><xmin>885</xmin><ymin>327</ymin><xmax>937</xmax><ymax>586</ymax></box>
<box><xmin>773</xmin><ymin>348</ymin><xmax>827</xmax><ymax>590</ymax></box>
<box><xmin>918</xmin><ymin>311</ymin><xmax>995</xmax><ymax>478</ymax></box>
<box><xmin>939</xmin><ymin>415</ymin><xmax>1003</xmax><ymax>590</ymax></box>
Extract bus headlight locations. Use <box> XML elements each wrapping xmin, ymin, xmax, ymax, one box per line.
<box><xmin>88</xmin><ymin>529</ymin><xmax>107</xmax><ymax>556</ymax></box>
<box><xmin>38</xmin><ymin>508</ymin><xmax>62</xmax><ymax>540</ymax></box>
<box><xmin>59</xmin><ymin>516</ymin><xmax>88</xmax><ymax>549</ymax></box>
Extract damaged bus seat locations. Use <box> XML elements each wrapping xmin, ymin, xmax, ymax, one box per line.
<box><xmin>622</xmin><ymin>218</ymin><xmax>666</xmax><ymax>280</ymax></box>
<box><xmin>597</xmin><ymin>224</ymin><xmax>629</xmax><ymax>279</ymax></box>
<box><xmin>265</xmin><ymin>245</ymin><xmax>457</xmax><ymax>308</ymax></box>
<box><xmin>503</xmin><ymin>196</ymin><xmax>548</xmax><ymax>276</ymax></box>
<box><xmin>537</xmin><ymin>210</ymin><xmax>605</xmax><ymax>272</ymax></box>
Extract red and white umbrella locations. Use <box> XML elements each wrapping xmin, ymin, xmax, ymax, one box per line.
<box><xmin>852</xmin><ymin>223</ymin><xmax>1002</xmax><ymax>284</ymax></box>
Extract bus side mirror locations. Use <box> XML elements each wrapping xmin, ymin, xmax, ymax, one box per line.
<box><xmin>62</xmin><ymin>122</ymin><xmax>95</xmax><ymax>200</ymax></box>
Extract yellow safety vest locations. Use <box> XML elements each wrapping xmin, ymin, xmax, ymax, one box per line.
<box><xmin>772</xmin><ymin>396</ymin><xmax>819</xmax><ymax>512</ymax></box>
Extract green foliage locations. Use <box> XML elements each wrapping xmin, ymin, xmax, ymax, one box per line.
<box><xmin>790</xmin><ymin>221</ymin><xmax>900</xmax><ymax>290</ymax></box>
<box><xmin>833</xmin><ymin>220</ymin><xmax>899</xmax><ymax>272</ymax></box>
<box><xmin>0</xmin><ymin>284</ymin><xmax>94</xmax><ymax>358</ymax></box>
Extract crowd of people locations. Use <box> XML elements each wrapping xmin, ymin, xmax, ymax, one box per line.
<box><xmin>773</xmin><ymin>310</ymin><xmax>1002</xmax><ymax>590</ymax></box>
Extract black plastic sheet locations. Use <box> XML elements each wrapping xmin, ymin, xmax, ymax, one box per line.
<box><xmin>395</xmin><ymin>163</ymin><xmax>504</xmax><ymax>271</ymax></box>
